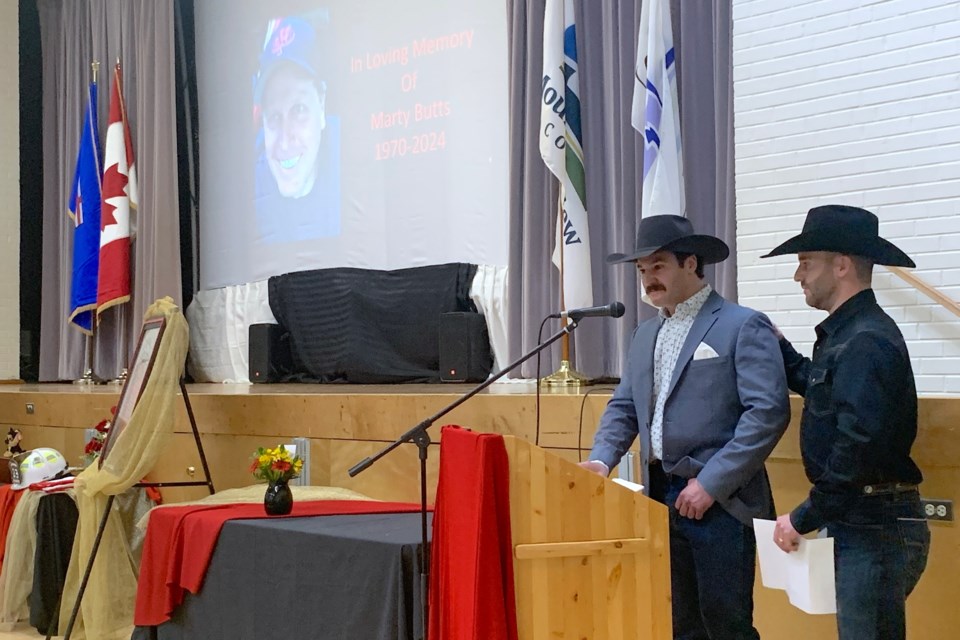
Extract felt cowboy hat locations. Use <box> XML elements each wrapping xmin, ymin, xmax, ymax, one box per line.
<box><xmin>607</xmin><ymin>215</ymin><xmax>730</xmax><ymax>265</ymax></box>
<box><xmin>761</xmin><ymin>205</ymin><xmax>915</xmax><ymax>267</ymax></box>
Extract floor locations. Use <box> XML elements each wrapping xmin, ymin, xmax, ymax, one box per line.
<box><xmin>0</xmin><ymin>622</ymin><xmax>51</xmax><ymax>639</ymax></box>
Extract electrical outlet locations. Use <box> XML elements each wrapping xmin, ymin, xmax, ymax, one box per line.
<box><xmin>25</xmin><ymin>403</ymin><xmax>34</xmax><ymax>415</ymax></box>
<box><xmin>921</xmin><ymin>499</ymin><xmax>953</xmax><ymax>522</ymax></box>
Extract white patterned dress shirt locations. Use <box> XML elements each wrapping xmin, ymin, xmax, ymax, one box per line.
<box><xmin>650</xmin><ymin>284</ymin><xmax>713</xmax><ymax>460</ymax></box>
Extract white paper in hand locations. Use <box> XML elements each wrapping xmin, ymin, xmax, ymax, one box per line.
<box><xmin>754</xmin><ymin>519</ymin><xmax>789</xmax><ymax>589</ymax></box>
<box><xmin>753</xmin><ymin>519</ymin><xmax>836</xmax><ymax>614</ymax></box>
<box><xmin>612</xmin><ymin>477</ymin><xmax>644</xmax><ymax>493</ymax></box>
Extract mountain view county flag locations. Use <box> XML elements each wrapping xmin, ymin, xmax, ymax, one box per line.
<box><xmin>633</xmin><ymin>0</ymin><xmax>685</xmax><ymax>218</ymax></box>
<box><xmin>540</xmin><ymin>0</ymin><xmax>593</xmax><ymax>311</ymax></box>
<box><xmin>68</xmin><ymin>81</ymin><xmax>103</xmax><ymax>334</ymax></box>
<box><xmin>98</xmin><ymin>62</ymin><xmax>138</xmax><ymax>314</ymax></box>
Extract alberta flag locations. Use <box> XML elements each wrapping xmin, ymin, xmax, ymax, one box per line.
<box><xmin>68</xmin><ymin>81</ymin><xmax>103</xmax><ymax>334</ymax></box>
<box><xmin>633</xmin><ymin>0</ymin><xmax>685</xmax><ymax>218</ymax></box>
<box><xmin>98</xmin><ymin>62</ymin><xmax>137</xmax><ymax>315</ymax></box>
<box><xmin>540</xmin><ymin>0</ymin><xmax>593</xmax><ymax>311</ymax></box>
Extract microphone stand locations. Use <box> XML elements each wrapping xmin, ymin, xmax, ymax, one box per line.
<box><xmin>348</xmin><ymin>318</ymin><xmax>582</xmax><ymax>640</ymax></box>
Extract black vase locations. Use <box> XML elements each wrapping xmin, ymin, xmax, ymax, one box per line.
<box><xmin>264</xmin><ymin>479</ymin><xmax>293</xmax><ymax>516</ymax></box>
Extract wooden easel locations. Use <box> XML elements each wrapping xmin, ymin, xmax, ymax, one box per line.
<box><xmin>46</xmin><ymin>317</ymin><xmax>216</xmax><ymax>639</ymax></box>
<box><xmin>47</xmin><ymin>380</ymin><xmax>215</xmax><ymax>640</ymax></box>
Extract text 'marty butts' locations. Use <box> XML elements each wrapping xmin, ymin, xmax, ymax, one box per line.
<box><xmin>350</xmin><ymin>29</ymin><xmax>475</xmax><ymax>161</ymax></box>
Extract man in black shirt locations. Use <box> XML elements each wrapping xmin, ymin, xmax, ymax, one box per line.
<box><xmin>762</xmin><ymin>205</ymin><xmax>930</xmax><ymax>640</ymax></box>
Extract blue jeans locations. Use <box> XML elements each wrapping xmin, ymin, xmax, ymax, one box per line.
<box><xmin>829</xmin><ymin>490</ymin><xmax>930</xmax><ymax>640</ymax></box>
<box><xmin>656</xmin><ymin>473</ymin><xmax>760</xmax><ymax>640</ymax></box>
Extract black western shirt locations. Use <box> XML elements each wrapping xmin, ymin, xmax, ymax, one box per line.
<box><xmin>780</xmin><ymin>289</ymin><xmax>922</xmax><ymax>534</ymax></box>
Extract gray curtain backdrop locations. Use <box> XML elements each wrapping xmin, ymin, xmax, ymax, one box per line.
<box><xmin>507</xmin><ymin>0</ymin><xmax>736</xmax><ymax>378</ymax></box>
<box><xmin>37</xmin><ymin>0</ymin><xmax>181</xmax><ymax>381</ymax></box>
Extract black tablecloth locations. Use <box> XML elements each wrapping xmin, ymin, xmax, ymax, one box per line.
<box><xmin>29</xmin><ymin>492</ymin><xmax>78</xmax><ymax>635</ymax></box>
<box><xmin>132</xmin><ymin>512</ymin><xmax>430</xmax><ymax>640</ymax></box>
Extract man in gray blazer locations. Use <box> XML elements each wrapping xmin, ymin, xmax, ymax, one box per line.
<box><xmin>581</xmin><ymin>215</ymin><xmax>790</xmax><ymax>640</ymax></box>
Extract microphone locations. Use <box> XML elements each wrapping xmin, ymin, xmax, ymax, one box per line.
<box><xmin>550</xmin><ymin>301</ymin><xmax>626</xmax><ymax>321</ymax></box>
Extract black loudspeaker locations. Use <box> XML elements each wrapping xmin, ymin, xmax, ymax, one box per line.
<box><xmin>249</xmin><ymin>323</ymin><xmax>293</xmax><ymax>383</ymax></box>
<box><xmin>439</xmin><ymin>312</ymin><xmax>493</xmax><ymax>383</ymax></box>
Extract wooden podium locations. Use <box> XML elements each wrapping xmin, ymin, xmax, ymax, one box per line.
<box><xmin>501</xmin><ymin>436</ymin><xmax>671</xmax><ymax>640</ymax></box>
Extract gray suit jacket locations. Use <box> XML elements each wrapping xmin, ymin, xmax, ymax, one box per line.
<box><xmin>589</xmin><ymin>291</ymin><xmax>790</xmax><ymax>525</ymax></box>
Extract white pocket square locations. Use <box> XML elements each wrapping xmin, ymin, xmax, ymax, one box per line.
<box><xmin>693</xmin><ymin>342</ymin><xmax>720</xmax><ymax>360</ymax></box>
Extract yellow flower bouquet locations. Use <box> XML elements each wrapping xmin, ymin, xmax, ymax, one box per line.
<box><xmin>250</xmin><ymin>445</ymin><xmax>304</xmax><ymax>516</ymax></box>
<box><xmin>249</xmin><ymin>445</ymin><xmax>304</xmax><ymax>484</ymax></box>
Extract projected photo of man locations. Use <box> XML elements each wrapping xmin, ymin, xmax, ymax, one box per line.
<box><xmin>254</xmin><ymin>15</ymin><xmax>341</xmax><ymax>243</ymax></box>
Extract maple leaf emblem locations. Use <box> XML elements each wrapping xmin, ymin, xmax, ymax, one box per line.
<box><xmin>101</xmin><ymin>163</ymin><xmax>126</xmax><ymax>230</ymax></box>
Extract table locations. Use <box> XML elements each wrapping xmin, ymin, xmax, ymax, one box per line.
<box><xmin>132</xmin><ymin>511</ymin><xmax>430</xmax><ymax>640</ymax></box>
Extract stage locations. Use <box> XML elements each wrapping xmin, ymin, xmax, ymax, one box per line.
<box><xmin>1</xmin><ymin>382</ymin><xmax>958</xmax><ymax>638</ymax></box>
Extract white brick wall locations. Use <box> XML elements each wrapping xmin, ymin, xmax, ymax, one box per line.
<box><xmin>0</xmin><ymin>2</ymin><xmax>19</xmax><ymax>381</ymax></box>
<box><xmin>733</xmin><ymin>0</ymin><xmax>960</xmax><ymax>395</ymax></box>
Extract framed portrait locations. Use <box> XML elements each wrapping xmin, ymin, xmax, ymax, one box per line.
<box><xmin>99</xmin><ymin>316</ymin><xmax>167</xmax><ymax>467</ymax></box>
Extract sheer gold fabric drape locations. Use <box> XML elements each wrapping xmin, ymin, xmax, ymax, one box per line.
<box><xmin>58</xmin><ymin>298</ymin><xmax>188</xmax><ymax>640</ymax></box>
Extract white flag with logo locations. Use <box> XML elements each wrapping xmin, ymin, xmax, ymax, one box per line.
<box><xmin>633</xmin><ymin>0</ymin><xmax>685</xmax><ymax>218</ymax></box>
<box><xmin>540</xmin><ymin>0</ymin><xmax>593</xmax><ymax>311</ymax></box>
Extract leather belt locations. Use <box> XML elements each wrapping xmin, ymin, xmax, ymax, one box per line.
<box><xmin>862</xmin><ymin>482</ymin><xmax>918</xmax><ymax>496</ymax></box>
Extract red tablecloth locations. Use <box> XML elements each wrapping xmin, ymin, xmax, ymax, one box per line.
<box><xmin>0</xmin><ymin>485</ymin><xmax>25</xmax><ymax>576</ymax></box>
<box><xmin>134</xmin><ymin>499</ymin><xmax>424</xmax><ymax>626</ymax></box>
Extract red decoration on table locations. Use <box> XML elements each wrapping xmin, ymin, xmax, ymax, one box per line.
<box><xmin>428</xmin><ymin>426</ymin><xmax>518</xmax><ymax>640</ymax></box>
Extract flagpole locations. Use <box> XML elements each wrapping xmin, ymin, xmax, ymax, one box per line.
<box><xmin>116</xmin><ymin>58</ymin><xmax>130</xmax><ymax>384</ymax></box>
<box><xmin>558</xmin><ymin>188</ymin><xmax>568</xmax><ymax>359</ymax></box>
<box><xmin>74</xmin><ymin>337</ymin><xmax>97</xmax><ymax>385</ymax></box>
<box><xmin>108</xmin><ymin>304</ymin><xmax>129</xmax><ymax>385</ymax></box>
<box><xmin>541</xmin><ymin>186</ymin><xmax>590</xmax><ymax>388</ymax></box>
<box><xmin>75</xmin><ymin>60</ymin><xmax>102</xmax><ymax>386</ymax></box>
<box><xmin>119</xmin><ymin>302</ymin><xmax>129</xmax><ymax>383</ymax></box>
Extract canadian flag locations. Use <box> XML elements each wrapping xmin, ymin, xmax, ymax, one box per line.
<box><xmin>97</xmin><ymin>61</ymin><xmax>137</xmax><ymax>315</ymax></box>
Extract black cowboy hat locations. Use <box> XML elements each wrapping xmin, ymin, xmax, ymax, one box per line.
<box><xmin>761</xmin><ymin>205</ymin><xmax>915</xmax><ymax>267</ymax></box>
<box><xmin>607</xmin><ymin>215</ymin><xmax>730</xmax><ymax>265</ymax></box>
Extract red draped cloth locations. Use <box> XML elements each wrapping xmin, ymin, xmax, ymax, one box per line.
<box><xmin>428</xmin><ymin>426</ymin><xmax>518</xmax><ymax>640</ymax></box>
<box><xmin>134</xmin><ymin>499</ymin><xmax>423</xmax><ymax>626</ymax></box>
<box><xmin>0</xmin><ymin>485</ymin><xmax>25</xmax><ymax>575</ymax></box>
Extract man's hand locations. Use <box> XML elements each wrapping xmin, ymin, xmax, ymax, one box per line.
<box><xmin>771</xmin><ymin>321</ymin><xmax>783</xmax><ymax>339</ymax></box>
<box><xmin>774</xmin><ymin>513</ymin><xmax>801</xmax><ymax>552</ymax></box>
<box><xmin>674</xmin><ymin>478</ymin><xmax>715</xmax><ymax>519</ymax></box>
<box><xmin>577</xmin><ymin>460</ymin><xmax>609</xmax><ymax>477</ymax></box>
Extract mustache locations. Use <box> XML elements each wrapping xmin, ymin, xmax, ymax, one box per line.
<box><xmin>645</xmin><ymin>284</ymin><xmax>666</xmax><ymax>294</ymax></box>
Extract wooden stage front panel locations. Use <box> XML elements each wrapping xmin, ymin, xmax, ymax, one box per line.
<box><xmin>0</xmin><ymin>383</ymin><xmax>615</xmax><ymax>502</ymax></box>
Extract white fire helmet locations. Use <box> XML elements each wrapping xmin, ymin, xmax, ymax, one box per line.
<box><xmin>10</xmin><ymin>448</ymin><xmax>68</xmax><ymax>491</ymax></box>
